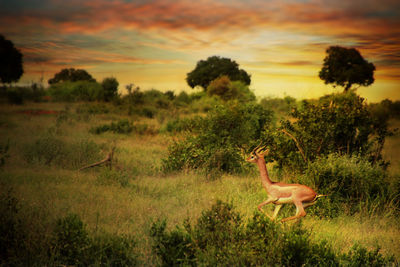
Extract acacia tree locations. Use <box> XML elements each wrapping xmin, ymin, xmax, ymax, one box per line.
<box><xmin>0</xmin><ymin>35</ymin><xmax>23</xmax><ymax>86</ymax></box>
<box><xmin>319</xmin><ymin>46</ymin><xmax>375</xmax><ymax>92</ymax></box>
<box><xmin>186</xmin><ymin>56</ymin><xmax>251</xmax><ymax>90</ymax></box>
<box><xmin>48</xmin><ymin>68</ymin><xmax>96</xmax><ymax>84</ymax></box>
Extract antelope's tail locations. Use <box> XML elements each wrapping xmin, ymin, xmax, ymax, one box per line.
<box><xmin>315</xmin><ymin>194</ymin><xmax>328</xmax><ymax>200</ymax></box>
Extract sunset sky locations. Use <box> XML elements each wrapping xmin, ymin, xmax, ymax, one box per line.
<box><xmin>1</xmin><ymin>0</ymin><xmax>399</xmax><ymax>102</ymax></box>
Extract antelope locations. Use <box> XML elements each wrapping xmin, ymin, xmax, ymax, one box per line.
<box><xmin>246</xmin><ymin>145</ymin><xmax>325</xmax><ymax>222</ymax></box>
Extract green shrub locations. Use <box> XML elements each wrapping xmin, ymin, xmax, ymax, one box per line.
<box><xmin>90</xmin><ymin>233</ymin><xmax>139</xmax><ymax>266</ymax></box>
<box><xmin>51</xmin><ymin>214</ymin><xmax>139</xmax><ymax>266</ymax></box>
<box><xmin>0</xmin><ymin>189</ymin><xmax>26</xmax><ymax>264</ymax></box>
<box><xmin>162</xmin><ymin>103</ymin><xmax>274</xmax><ymax>177</ymax></box>
<box><xmin>48</xmin><ymin>81</ymin><xmax>104</xmax><ymax>102</ymax></box>
<box><xmin>151</xmin><ymin>200</ymin><xmax>395</xmax><ymax>266</ymax></box>
<box><xmin>150</xmin><ymin>220</ymin><xmax>194</xmax><ymax>266</ymax></box>
<box><xmin>163</xmin><ymin>117</ymin><xmax>201</xmax><ymax>133</ymax></box>
<box><xmin>101</xmin><ymin>77</ymin><xmax>119</xmax><ymax>102</ymax></box>
<box><xmin>301</xmin><ymin>153</ymin><xmax>391</xmax><ymax>217</ymax></box>
<box><xmin>342</xmin><ymin>244</ymin><xmax>395</xmax><ymax>267</ymax></box>
<box><xmin>90</xmin><ymin>119</ymin><xmax>133</xmax><ymax>134</ymax></box>
<box><xmin>206</xmin><ymin>76</ymin><xmax>256</xmax><ymax>102</ymax></box>
<box><xmin>51</xmin><ymin>214</ymin><xmax>91</xmax><ymax>265</ymax></box>
<box><xmin>264</xmin><ymin>91</ymin><xmax>392</xmax><ymax>172</ymax></box>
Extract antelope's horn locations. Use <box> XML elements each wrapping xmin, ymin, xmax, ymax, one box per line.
<box><xmin>254</xmin><ymin>144</ymin><xmax>269</xmax><ymax>155</ymax></box>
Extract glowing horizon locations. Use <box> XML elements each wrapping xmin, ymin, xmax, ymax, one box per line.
<box><xmin>1</xmin><ymin>0</ymin><xmax>399</xmax><ymax>102</ymax></box>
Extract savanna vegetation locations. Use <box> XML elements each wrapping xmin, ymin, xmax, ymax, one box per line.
<box><xmin>1</xmin><ymin>41</ymin><xmax>400</xmax><ymax>266</ymax></box>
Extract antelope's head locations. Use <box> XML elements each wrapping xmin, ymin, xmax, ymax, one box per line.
<box><xmin>245</xmin><ymin>145</ymin><xmax>269</xmax><ymax>163</ymax></box>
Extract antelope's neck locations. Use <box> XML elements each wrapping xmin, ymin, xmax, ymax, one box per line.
<box><xmin>256</xmin><ymin>157</ymin><xmax>273</xmax><ymax>187</ymax></box>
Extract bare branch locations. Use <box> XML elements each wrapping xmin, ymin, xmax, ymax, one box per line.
<box><xmin>79</xmin><ymin>146</ymin><xmax>115</xmax><ymax>171</ymax></box>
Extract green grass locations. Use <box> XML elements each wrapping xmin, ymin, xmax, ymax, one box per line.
<box><xmin>1</xmin><ymin>101</ymin><xmax>399</xmax><ymax>265</ymax></box>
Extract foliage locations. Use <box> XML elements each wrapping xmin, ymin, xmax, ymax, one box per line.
<box><xmin>51</xmin><ymin>213</ymin><xmax>139</xmax><ymax>266</ymax></box>
<box><xmin>90</xmin><ymin>119</ymin><xmax>134</xmax><ymax>134</ymax></box>
<box><xmin>369</xmin><ymin>98</ymin><xmax>400</xmax><ymax>120</ymax></box>
<box><xmin>299</xmin><ymin>153</ymin><xmax>394</xmax><ymax>217</ymax></box>
<box><xmin>0</xmin><ymin>35</ymin><xmax>23</xmax><ymax>85</ymax></box>
<box><xmin>0</xmin><ymin>189</ymin><xmax>26</xmax><ymax>263</ymax></box>
<box><xmin>319</xmin><ymin>46</ymin><xmax>375</xmax><ymax>91</ymax></box>
<box><xmin>342</xmin><ymin>244</ymin><xmax>395</xmax><ymax>267</ymax></box>
<box><xmin>207</xmin><ymin>75</ymin><xmax>256</xmax><ymax>102</ymax></box>
<box><xmin>47</xmin><ymin>80</ymin><xmax>105</xmax><ymax>101</ymax></box>
<box><xmin>260</xmin><ymin>95</ymin><xmax>297</xmax><ymax>115</ymax></box>
<box><xmin>0</xmin><ymin>84</ymin><xmax>46</xmax><ymax>104</ymax></box>
<box><xmin>162</xmin><ymin>103</ymin><xmax>274</xmax><ymax>177</ymax></box>
<box><xmin>51</xmin><ymin>214</ymin><xmax>91</xmax><ymax>265</ymax></box>
<box><xmin>48</xmin><ymin>68</ymin><xmax>96</xmax><ymax>84</ymax></box>
<box><xmin>101</xmin><ymin>77</ymin><xmax>119</xmax><ymax>101</ymax></box>
<box><xmin>0</xmin><ymin>189</ymin><xmax>139</xmax><ymax>266</ymax></box>
<box><xmin>151</xmin><ymin>200</ymin><xmax>394</xmax><ymax>266</ymax></box>
<box><xmin>186</xmin><ymin>55</ymin><xmax>251</xmax><ymax>90</ymax></box>
<box><xmin>163</xmin><ymin>117</ymin><xmax>201</xmax><ymax>133</ymax></box>
<box><xmin>264</xmin><ymin>91</ymin><xmax>392</xmax><ymax>171</ymax></box>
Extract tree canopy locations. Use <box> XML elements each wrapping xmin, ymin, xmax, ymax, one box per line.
<box><xmin>48</xmin><ymin>68</ymin><xmax>96</xmax><ymax>84</ymax></box>
<box><xmin>207</xmin><ymin>75</ymin><xmax>255</xmax><ymax>102</ymax></box>
<box><xmin>319</xmin><ymin>46</ymin><xmax>375</xmax><ymax>92</ymax></box>
<box><xmin>101</xmin><ymin>77</ymin><xmax>119</xmax><ymax>101</ymax></box>
<box><xmin>0</xmin><ymin>35</ymin><xmax>24</xmax><ymax>85</ymax></box>
<box><xmin>186</xmin><ymin>56</ymin><xmax>251</xmax><ymax>90</ymax></box>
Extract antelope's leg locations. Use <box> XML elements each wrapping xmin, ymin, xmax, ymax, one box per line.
<box><xmin>257</xmin><ymin>197</ymin><xmax>278</xmax><ymax>220</ymax></box>
<box><xmin>280</xmin><ymin>200</ymin><xmax>306</xmax><ymax>223</ymax></box>
<box><xmin>271</xmin><ymin>204</ymin><xmax>282</xmax><ymax>221</ymax></box>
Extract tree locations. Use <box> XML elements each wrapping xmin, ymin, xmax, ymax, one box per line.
<box><xmin>186</xmin><ymin>56</ymin><xmax>251</xmax><ymax>90</ymax></box>
<box><xmin>101</xmin><ymin>77</ymin><xmax>118</xmax><ymax>101</ymax></box>
<box><xmin>48</xmin><ymin>68</ymin><xmax>96</xmax><ymax>84</ymax></box>
<box><xmin>207</xmin><ymin>75</ymin><xmax>255</xmax><ymax>102</ymax></box>
<box><xmin>319</xmin><ymin>46</ymin><xmax>375</xmax><ymax>92</ymax></box>
<box><xmin>0</xmin><ymin>35</ymin><xmax>23</xmax><ymax>85</ymax></box>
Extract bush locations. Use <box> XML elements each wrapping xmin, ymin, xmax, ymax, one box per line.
<box><xmin>264</xmin><ymin>91</ymin><xmax>392</xmax><ymax>171</ymax></box>
<box><xmin>162</xmin><ymin>103</ymin><xmax>274</xmax><ymax>177</ymax></box>
<box><xmin>51</xmin><ymin>214</ymin><xmax>91</xmax><ymax>265</ymax></box>
<box><xmin>151</xmin><ymin>200</ymin><xmax>394</xmax><ymax>266</ymax></box>
<box><xmin>51</xmin><ymin>214</ymin><xmax>139</xmax><ymax>266</ymax></box>
<box><xmin>101</xmin><ymin>77</ymin><xmax>119</xmax><ymax>101</ymax></box>
<box><xmin>206</xmin><ymin>76</ymin><xmax>256</xmax><ymax>102</ymax></box>
<box><xmin>0</xmin><ymin>190</ymin><xmax>139</xmax><ymax>266</ymax></box>
<box><xmin>90</xmin><ymin>119</ymin><xmax>133</xmax><ymax>134</ymax></box>
<box><xmin>0</xmin><ymin>189</ymin><xmax>26</xmax><ymax>263</ymax></box>
<box><xmin>162</xmin><ymin>116</ymin><xmax>201</xmax><ymax>134</ymax></box>
<box><xmin>301</xmin><ymin>153</ymin><xmax>393</xmax><ymax>217</ymax></box>
<box><xmin>48</xmin><ymin>81</ymin><xmax>104</xmax><ymax>102</ymax></box>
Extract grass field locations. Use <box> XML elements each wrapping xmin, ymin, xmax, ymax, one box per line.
<box><xmin>1</xmin><ymin>101</ymin><xmax>399</xmax><ymax>265</ymax></box>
